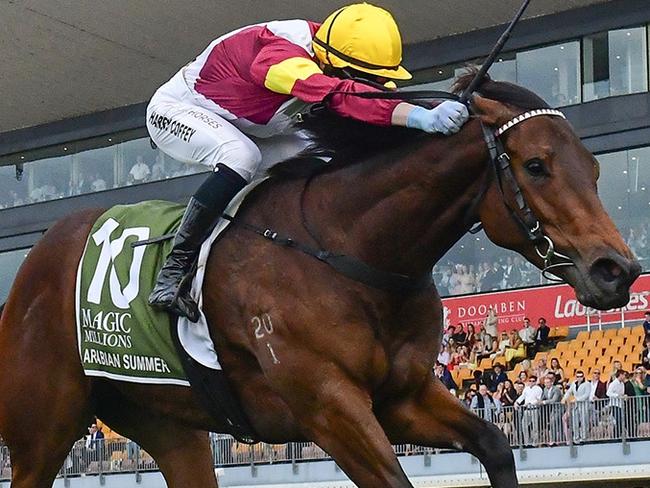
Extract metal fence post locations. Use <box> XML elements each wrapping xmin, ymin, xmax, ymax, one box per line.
<box><xmin>249</xmin><ymin>445</ymin><xmax>257</xmax><ymax>477</ymax></box>
<box><xmin>135</xmin><ymin>444</ymin><xmax>142</xmax><ymax>483</ymax></box>
<box><xmin>291</xmin><ymin>443</ymin><xmax>299</xmax><ymax>475</ymax></box>
<box><xmin>621</xmin><ymin>397</ymin><xmax>630</xmax><ymax>455</ymax></box>
<box><xmin>98</xmin><ymin>439</ymin><xmax>105</xmax><ymax>486</ymax></box>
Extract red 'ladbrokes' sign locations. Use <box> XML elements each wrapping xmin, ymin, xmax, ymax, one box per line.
<box><xmin>441</xmin><ymin>274</ymin><xmax>650</xmax><ymax>331</ymax></box>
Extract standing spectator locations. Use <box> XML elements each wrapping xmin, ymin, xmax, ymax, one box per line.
<box><xmin>518</xmin><ymin>317</ymin><xmax>536</xmax><ymax>350</ymax></box>
<box><xmin>610</xmin><ymin>360</ymin><xmax>623</xmax><ymax>382</ymax></box>
<box><xmin>533</xmin><ymin>317</ymin><xmax>551</xmax><ymax>354</ymax></box>
<box><xmin>482</xmin><ymin>262</ymin><xmax>503</xmax><ymax>291</ymax></box>
<box><xmin>643</xmin><ymin>312</ymin><xmax>650</xmax><ymax>337</ymax></box>
<box><xmin>71</xmin><ymin>171</ymin><xmax>92</xmax><ymax>195</ymax></box>
<box><xmin>485</xmin><ymin>363</ymin><xmax>507</xmax><ymax>393</ymax></box>
<box><xmin>518</xmin><ymin>370</ymin><xmax>529</xmax><ymax>384</ymax></box>
<box><xmin>151</xmin><ymin>153</ymin><xmax>166</xmax><ymax>180</ymax></box>
<box><xmin>503</xmin><ymin>256</ymin><xmax>522</xmax><ymax>288</ymax></box>
<box><xmin>85</xmin><ymin>423</ymin><xmax>105</xmax><ymax>469</ymax></box>
<box><xmin>607</xmin><ymin>370</ymin><xmax>627</xmax><ymax>438</ymax></box>
<box><xmin>515</xmin><ymin>375</ymin><xmax>543</xmax><ymax>445</ymax></box>
<box><xmin>631</xmin><ymin>367</ymin><xmax>650</xmax><ymax>429</ymax></box>
<box><xmin>483</xmin><ymin>306</ymin><xmax>498</xmax><ymax>339</ymax></box>
<box><xmin>433</xmin><ymin>362</ymin><xmax>458</xmax><ymax>393</ymax></box>
<box><xmin>456</xmin><ymin>265</ymin><xmax>476</xmax><ymax>294</ymax></box>
<box><xmin>462</xmin><ymin>390</ymin><xmax>476</xmax><ymax>409</ymax></box>
<box><xmin>91</xmin><ymin>173</ymin><xmax>108</xmax><ymax>192</ymax></box>
<box><xmin>624</xmin><ymin>371</ymin><xmax>636</xmax><ymax>397</ymax></box>
<box><xmin>541</xmin><ymin>374</ymin><xmax>563</xmax><ymax>444</ymax></box>
<box><xmin>562</xmin><ymin>370</ymin><xmax>591</xmax><ymax>443</ymax></box>
<box><xmin>640</xmin><ymin>336</ymin><xmax>650</xmax><ymax>370</ymax></box>
<box><xmin>128</xmin><ymin>156</ymin><xmax>151</xmax><ymax>184</ymax></box>
<box><xmin>493</xmin><ymin>382</ymin><xmax>505</xmax><ymax>403</ymax></box>
<box><xmin>436</xmin><ymin>266</ymin><xmax>452</xmax><ymax>296</ymax></box>
<box><xmin>534</xmin><ymin>358</ymin><xmax>550</xmax><ymax>384</ymax></box>
<box><xmin>589</xmin><ymin>368</ymin><xmax>608</xmax><ymax>401</ymax></box>
<box><xmin>548</xmin><ymin>357</ymin><xmax>565</xmax><ymax>385</ymax></box>
<box><xmin>501</xmin><ymin>379</ymin><xmax>519</xmax><ymax>407</ymax></box>
<box><xmin>470</xmin><ymin>384</ymin><xmax>501</xmax><ymax>422</ymax></box>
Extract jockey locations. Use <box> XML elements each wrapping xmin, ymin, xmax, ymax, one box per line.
<box><xmin>146</xmin><ymin>3</ymin><xmax>470</xmax><ymax>322</ymax></box>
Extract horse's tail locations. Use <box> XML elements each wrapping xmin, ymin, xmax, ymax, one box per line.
<box><xmin>0</xmin><ymin>303</ymin><xmax>4</xmax><ymax>320</ymax></box>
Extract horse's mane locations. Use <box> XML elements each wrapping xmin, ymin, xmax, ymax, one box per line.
<box><xmin>269</xmin><ymin>70</ymin><xmax>550</xmax><ymax>179</ymax></box>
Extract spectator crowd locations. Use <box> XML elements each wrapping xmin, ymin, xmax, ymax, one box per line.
<box><xmin>0</xmin><ymin>153</ymin><xmax>203</xmax><ymax>209</ymax></box>
<box><xmin>435</xmin><ymin>311</ymin><xmax>650</xmax><ymax>447</ymax></box>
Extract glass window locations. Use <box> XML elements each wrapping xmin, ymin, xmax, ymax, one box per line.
<box><xmin>0</xmin><ymin>248</ymin><xmax>30</xmax><ymax>303</ymax></box>
<box><xmin>70</xmin><ymin>146</ymin><xmax>116</xmax><ymax>195</ymax></box>
<box><xmin>516</xmin><ymin>41</ymin><xmax>581</xmax><ymax>107</ymax></box>
<box><xmin>0</xmin><ymin>133</ymin><xmax>210</xmax><ymax>209</ymax></box>
<box><xmin>489</xmin><ymin>53</ymin><xmax>517</xmax><ymax>83</ymax></box>
<box><xmin>596</xmin><ymin>146</ymin><xmax>650</xmax><ymax>266</ymax></box>
<box><xmin>583</xmin><ymin>26</ymin><xmax>648</xmax><ymax>101</ymax></box>
<box><xmin>0</xmin><ymin>165</ymin><xmax>28</xmax><ymax>209</ymax></box>
<box><xmin>403</xmin><ymin>64</ymin><xmax>469</xmax><ymax>93</ymax></box>
<box><xmin>24</xmin><ymin>154</ymin><xmax>73</xmax><ymax>203</ymax></box>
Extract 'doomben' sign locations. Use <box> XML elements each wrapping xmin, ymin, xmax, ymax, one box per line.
<box><xmin>441</xmin><ymin>274</ymin><xmax>650</xmax><ymax>331</ymax></box>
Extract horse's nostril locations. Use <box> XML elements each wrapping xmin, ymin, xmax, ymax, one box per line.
<box><xmin>591</xmin><ymin>258</ymin><xmax>625</xmax><ymax>284</ymax></box>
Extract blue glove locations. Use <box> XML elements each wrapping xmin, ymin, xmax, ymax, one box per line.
<box><xmin>406</xmin><ymin>101</ymin><xmax>470</xmax><ymax>135</ymax></box>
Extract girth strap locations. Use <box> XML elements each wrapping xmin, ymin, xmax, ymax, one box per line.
<box><xmin>222</xmin><ymin>216</ymin><xmax>432</xmax><ymax>293</ymax></box>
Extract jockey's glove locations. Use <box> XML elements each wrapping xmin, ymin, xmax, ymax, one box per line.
<box><xmin>406</xmin><ymin>101</ymin><xmax>470</xmax><ymax>135</ymax></box>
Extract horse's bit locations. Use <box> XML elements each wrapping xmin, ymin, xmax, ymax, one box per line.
<box><xmin>479</xmin><ymin>108</ymin><xmax>574</xmax><ymax>282</ymax></box>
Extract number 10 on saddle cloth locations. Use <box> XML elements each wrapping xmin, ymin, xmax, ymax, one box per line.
<box><xmin>75</xmin><ymin>201</ymin><xmax>190</xmax><ymax>386</ymax></box>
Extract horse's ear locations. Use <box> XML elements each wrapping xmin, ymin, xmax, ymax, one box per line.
<box><xmin>471</xmin><ymin>95</ymin><xmax>512</xmax><ymax>127</ymax></box>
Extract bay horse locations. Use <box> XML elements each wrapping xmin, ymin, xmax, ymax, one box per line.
<box><xmin>0</xmin><ymin>74</ymin><xmax>640</xmax><ymax>488</ymax></box>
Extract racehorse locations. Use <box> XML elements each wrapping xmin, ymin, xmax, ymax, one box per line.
<box><xmin>0</xmin><ymin>74</ymin><xmax>640</xmax><ymax>488</ymax></box>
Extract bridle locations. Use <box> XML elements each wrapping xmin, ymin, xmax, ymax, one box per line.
<box><xmin>474</xmin><ymin>106</ymin><xmax>574</xmax><ymax>282</ymax></box>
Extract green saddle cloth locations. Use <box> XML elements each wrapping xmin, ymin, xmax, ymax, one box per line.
<box><xmin>75</xmin><ymin>200</ymin><xmax>190</xmax><ymax>386</ymax></box>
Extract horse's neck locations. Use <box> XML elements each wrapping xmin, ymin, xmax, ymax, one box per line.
<box><xmin>310</xmin><ymin>122</ymin><xmax>488</xmax><ymax>278</ymax></box>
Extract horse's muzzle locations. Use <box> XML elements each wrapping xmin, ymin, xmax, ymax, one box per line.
<box><xmin>579</xmin><ymin>253</ymin><xmax>642</xmax><ymax>309</ymax></box>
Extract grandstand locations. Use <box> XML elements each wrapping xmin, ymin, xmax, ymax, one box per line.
<box><xmin>451</xmin><ymin>325</ymin><xmax>646</xmax><ymax>389</ymax></box>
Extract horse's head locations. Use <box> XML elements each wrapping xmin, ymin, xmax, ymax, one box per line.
<box><xmin>463</xmin><ymin>77</ymin><xmax>641</xmax><ymax>310</ymax></box>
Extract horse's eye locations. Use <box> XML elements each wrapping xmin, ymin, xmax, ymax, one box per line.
<box><xmin>525</xmin><ymin>158</ymin><xmax>547</xmax><ymax>177</ymax></box>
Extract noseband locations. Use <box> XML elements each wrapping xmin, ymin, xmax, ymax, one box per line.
<box><xmin>478</xmin><ymin>108</ymin><xmax>574</xmax><ymax>282</ymax></box>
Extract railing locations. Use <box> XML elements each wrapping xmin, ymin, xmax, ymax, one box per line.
<box><xmin>1</xmin><ymin>396</ymin><xmax>648</xmax><ymax>480</ymax></box>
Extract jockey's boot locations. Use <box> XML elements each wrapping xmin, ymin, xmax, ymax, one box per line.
<box><xmin>148</xmin><ymin>164</ymin><xmax>247</xmax><ymax>322</ymax></box>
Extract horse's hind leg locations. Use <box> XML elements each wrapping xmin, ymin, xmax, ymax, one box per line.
<box><xmin>381</xmin><ymin>378</ymin><xmax>518</xmax><ymax>488</ymax></box>
<box><xmin>96</xmin><ymin>390</ymin><xmax>218</xmax><ymax>488</ymax></box>
<box><xmin>0</xmin><ymin>310</ymin><xmax>94</xmax><ymax>487</ymax></box>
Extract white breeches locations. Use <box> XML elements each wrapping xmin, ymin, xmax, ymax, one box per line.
<box><xmin>146</xmin><ymin>72</ymin><xmax>262</xmax><ymax>182</ymax></box>
<box><xmin>147</xmin><ymin>72</ymin><xmax>312</xmax><ymax>181</ymax></box>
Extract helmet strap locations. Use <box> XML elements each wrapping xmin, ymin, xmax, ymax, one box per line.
<box><xmin>324</xmin><ymin>7</ymin><xmax>348</xmax><ymax>68</ymax></box>
<box><xmin>323</xmin><ymin>65</ymin><xmax>390</xmax><ymax>92</ymax></box>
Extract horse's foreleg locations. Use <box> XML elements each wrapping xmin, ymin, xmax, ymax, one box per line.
<box><xmin>380</xmin><ymin>377</ymin><xmax>518</xmax><ymax>488</ymax></box>
<box><xmin>274</xmin><ymin>368</ymin><xmax>413</xmax><ymax>488</ymax></box>
<box><xmin>96</xmin><ymin>390</ymin><xmax>218</xmax><ymax>488</ymax></box>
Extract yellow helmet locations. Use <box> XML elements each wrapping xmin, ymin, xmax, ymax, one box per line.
<box><xmin>313</xmin><ymin>3</ymin><xmax>412</xmax><ymax>81</ymax></box>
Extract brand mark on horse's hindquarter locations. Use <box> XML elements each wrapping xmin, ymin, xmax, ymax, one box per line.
<box><xmin>251</xmin><ymin>313</ymin><xmax>274</xmax><ymax>339</ymax></box>
<box><xmin>266</xmin><ymin>343</ymin><xmax>281</xmax><ymax>364</ymax></box>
